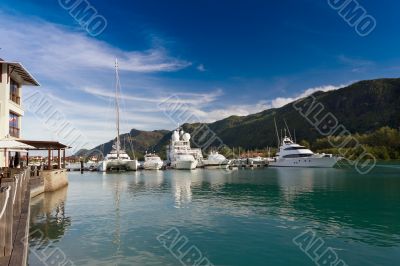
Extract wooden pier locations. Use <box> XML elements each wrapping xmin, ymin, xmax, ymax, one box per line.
<box><xmin>0</xmin><ymin>168</ymin><xmax>31</xmax><ymax>266</ymax></box>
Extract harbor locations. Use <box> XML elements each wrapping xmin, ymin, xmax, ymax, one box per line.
<box><xmin>1</xmin><ymin>1</ymin><xmax>400</xmax><ymax>265</ymax></box>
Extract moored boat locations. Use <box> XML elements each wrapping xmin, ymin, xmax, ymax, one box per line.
<box><xmin>98</xmin><ymin>59</ymin><xmax>138</xmax><ymax>172</ymax></box>
<box><xmin>202</xmin><ymin>151</ymin><xmax>230</xmax><ymax>169</ymax></box>
<box><xmin>143</xmin><ymin>153</ymin><xmax>164</xmax><ymax>170</ymax></box>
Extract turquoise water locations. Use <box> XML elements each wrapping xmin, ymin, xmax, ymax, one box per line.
<box><xmin>29</xmin><ymin>164</ymin><xmax>400</xmax><ymax>265</ymax></box>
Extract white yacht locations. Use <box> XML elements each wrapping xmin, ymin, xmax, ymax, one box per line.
<box><xmin>143</xmin><ymin>153</ymin><xmax>164</xmax><ymax>170</ymax></box>
<box><xmin>98</xmin><ymin>145</ymin><xmax>138</xmax><ymax>171</ymax></box>
<box><xmin>269</xmin><ymin>136</ymin><xmax>340</xmax><ymax>168</ymax></box>
<box><xmin>98</xmin><ymin>59</ymin><xmax>138</xmax><ymax>172</ymax></box>
<box><xmin>202</xmin><ymin>151</ymin><xmax>230</xmax><ymax>169</ymax></box>
<box><xmin>167</xmin><ymin>129</ymin><xmax>201</xmax><ymax>170</ymax></box>
<box><xmin>249</xmin><ymin>156</ymin><xmax>266</xmax><ymax>165</ymax></box>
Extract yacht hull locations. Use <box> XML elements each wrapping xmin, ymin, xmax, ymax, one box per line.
<box><xmin>172</xmin><ymin>160</ymin><xmax>198</xmax><ymax>170</ymax></box>
<box><xmin>269</xmin><ymin>157</ymin><xmax>339</xmax><ymax>168</ymax></box>
<box><xmin>143</xmin><ymin>161</ymin><xmax>164</xmax><ymax>170</ymax></box>
<box><xmin>98</xmin><ymin>159</ymin><xmax>138</xmax><ymax>171</ymax></box>
<box><xmin>202</xmin><ymin>160</ymin><xmax>230</xmax><ymax>169</ymax></box>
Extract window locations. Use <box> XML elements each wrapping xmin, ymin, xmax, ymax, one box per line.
<box><xmin>284</xmin><ymin>146</ymin><xmax>307</xmax><ymax>151</ymax></box>
<box><xmin>9</xmin><ymin>112</ymin><xmax>20</xmax><ymax>138</ymax></box>
<box><xmin>283</xmin><ymin>154</ymin><xmax>312</xmax><ymax>158</ymax></box>
<box><xmin>10</xmin><ymin>78</ymin><xmax>20</xmax><ymax>104</ymax></box>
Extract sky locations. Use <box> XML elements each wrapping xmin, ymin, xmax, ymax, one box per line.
<box><xmin>1</xmin><ymin>0</ymin><xmax>400</xmax><ymax>151</ymax></box>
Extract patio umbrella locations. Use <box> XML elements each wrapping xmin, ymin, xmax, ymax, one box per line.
<box><xmin>0</xmin><ymin>139</ymin><xmax>35</xmax><ymax>168</ymax></box>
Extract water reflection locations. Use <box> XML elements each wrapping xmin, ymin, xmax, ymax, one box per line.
<box><xmin>30</xmin><ymin>186</ymin><xmax>71</xmax><ymax>243</ymax></box>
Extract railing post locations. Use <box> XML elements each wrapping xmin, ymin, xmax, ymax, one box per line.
<box><xmin>1</xmin><ymin>178</ymin><xmax>15</xmax><ymax>257</ymax></box>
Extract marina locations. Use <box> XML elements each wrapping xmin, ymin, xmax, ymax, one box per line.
<box><xmin>1</xmin><ymin>1</ymin><xmax>400</xmax><ymax>265</ymax></box>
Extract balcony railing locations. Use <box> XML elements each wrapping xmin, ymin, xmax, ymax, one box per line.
<box><xmin>10</xmin><ymin>94</ymin><xmax>21</xmax><ymax>105</ymax></box>
<box><xmin>9</xmin><ymin>127</ymin><xmax>20</xmax><ymax>138</ymax></box>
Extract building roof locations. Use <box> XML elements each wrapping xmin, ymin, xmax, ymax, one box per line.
<box><xmin>18</xmin><ymin>140</ymin><xmax>70</xmax><ymax>150</ymax></box>
<box><xmin>0</xmin><ymin>61</ymin><xmax>40</xmax><ymax>86</ymax></box>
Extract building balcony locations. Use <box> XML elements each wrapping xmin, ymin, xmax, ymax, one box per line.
<box><xmin>9</xmin><ymin>127</ymin><xmax>20</xmax><ymax>138</ymax></box>
<box><xmin>10</xmin><ymin>94</ymin><xmax>21</xmax><ymax>105</ymax></box>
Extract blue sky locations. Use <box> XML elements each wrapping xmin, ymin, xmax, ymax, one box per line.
<box><xmin>1</xmin><ymin>0</ymin><xmax>400</xmax><ymax>150</ymax></box>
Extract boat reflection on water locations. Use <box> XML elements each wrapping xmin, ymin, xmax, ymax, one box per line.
<box><xmin>29</xmin><ymin>186</ymin><xmax>71</xmax><ymax>243</ymax></box>
<box><xmin>170</xmin><ymin>172</ymin><xmax>193</xmax><ymax>208</ymax></box>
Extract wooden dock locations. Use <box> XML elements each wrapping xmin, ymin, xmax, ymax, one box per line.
<box><xmin>0</xmin><ymin>168</ymin><xmax>31</xmax><ymax>266</ymax></box>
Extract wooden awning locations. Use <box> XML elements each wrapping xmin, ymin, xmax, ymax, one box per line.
<box><xmin>18</xmin><ymin>140</ymin><xmax>70</xmax><ymax>150</ymax></box>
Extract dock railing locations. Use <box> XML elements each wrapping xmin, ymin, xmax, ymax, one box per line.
<box><xmin>0</xmin><ymin>167</ymin><xmax>31</xmax><ymax>265</ymax></box>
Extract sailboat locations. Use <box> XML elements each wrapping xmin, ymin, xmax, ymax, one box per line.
<box><xmin>98</xmin><ymin>59</ymin><xmax>138</xmax><ymax>172</ymax></box>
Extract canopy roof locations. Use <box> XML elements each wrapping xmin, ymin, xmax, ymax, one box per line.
<box><xmin>18</xmin><ymin>140</ymin><xmax>70</xmax><ymax>150</ymax></box>
<box><xmin>0</xmin><ymin>61</ymin><xmax>40</xmax><ymax>86</ymax></box>
<box><xmin>0</xmin><ymin>139</ymin><xmax>36</xmax><ymax>150</ymax></box>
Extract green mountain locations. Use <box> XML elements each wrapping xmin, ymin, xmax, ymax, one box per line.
<box><xmin>77</xmin><ymin>129</ymin><xmax>169</xmax><ymax>159</ymax></box>
<box><xmin>177</xmin><ymin>78</ymin><xmax>400</xmax><ymax>150</ymax></box>
<box><xmin>80</xmin><ymin>78</ymin><xmax>400</xmax><ymax>158</ymax></box>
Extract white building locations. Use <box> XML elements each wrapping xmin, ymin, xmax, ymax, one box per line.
<box><xmin>0</xmin><ymin>59</ymin><xmax>40</xmax><ymax>166</ymax></box>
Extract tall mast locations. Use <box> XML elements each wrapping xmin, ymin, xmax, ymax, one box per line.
<box><xmin>115</xmin><ymin>59</ymin><xmax>121</xmax><ymax>157</ymax></box>
<box><xmin>274</xmin><ymin>117</ymin><xmax>280</xmax><ymax>148</ymax></box>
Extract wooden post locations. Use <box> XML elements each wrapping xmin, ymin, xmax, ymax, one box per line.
<box><xmin>62</xmin><ymin>149</ymin><xmax>66</xmax><ymax>169</ymax></box>
<box><xmin>57</xmin><ymin>149</ymin><xmax>61</xmax><ymax>169</ymax></box>
<box><xmin>48</xmin><ymin>149</ymin><xmax>52</xmax><ymax>170</ymax></box>
<box><xmin>1</xmin><ymin>179</ymin><xmax>15</xmax><ymax>256</ymax></box>
<box><xmin>4</xmin><ymin>149</ymin><xmax>7</xmax><ymax>168</ymax></box>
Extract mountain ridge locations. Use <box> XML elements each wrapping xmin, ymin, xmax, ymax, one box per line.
<box><xmin>77</xmin><ymin>78</ymin><xmax>400</xmax><ymax>158</ymax></box>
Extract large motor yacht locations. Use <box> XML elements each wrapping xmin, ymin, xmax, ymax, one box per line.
<box><xmin>167</xmin><ymin>129</ymin><xmax>201</xmax><ymax>170</ymax></box>
<box><xmin>269</xmin><ymin>136</ymin><xmax>340</xmax><ymax>168</ymax></box>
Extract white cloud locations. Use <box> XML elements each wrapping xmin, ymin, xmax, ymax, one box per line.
<box><xmin>197</xmin><ymin>64</ymin><xmax>206</xmax><ymax>72</ymax></box>
<box><xmin>0</xmin><ymin>12</ymin><xmax>350</xmax><ymax>150</ymax></box>
<box><xmin>190</xmin><ymin>84</ymin><xmax>346</xmax><ymax>123</ymax></box>
<box><xmin>0</xmin><ymin>13</ymin><xmax>191</xmax><ymax>82</ymax></box>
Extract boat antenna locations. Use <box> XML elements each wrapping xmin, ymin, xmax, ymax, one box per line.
<box><xmin>115</xmin><ymin>58</ymin><xmax>121</xmax><ymax>158</ymax></box>
<box><xmin>283</xmin><ymin>119</ymin><xmax>293</xmax><ymax>139</ymax></box>
<box><xmin>274</xmin><ymin>117</ymin><xmax>280</xmax><ymax>148</ymax></box>
<box><xmin>294</xmin><ymin>129</ymin><xmax>297</xmax><ymax>143</ymax></box>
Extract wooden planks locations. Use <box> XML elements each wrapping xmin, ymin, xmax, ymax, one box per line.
<box><xmin>0</xmin><ymin>168</ymin><xmax>30</xmax><ymax>265</ymax></box>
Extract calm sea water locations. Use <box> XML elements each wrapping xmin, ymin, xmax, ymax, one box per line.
<box><xmin>29</xmin><ymin>164</ymin><xmax>400</xmax><ymax>266</ymax></box>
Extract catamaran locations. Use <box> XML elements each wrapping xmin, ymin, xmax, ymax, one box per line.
<box><xmin>98</xmin><ymin>59</ymin><xmax>138</xmax><ymax>172</ymax></box>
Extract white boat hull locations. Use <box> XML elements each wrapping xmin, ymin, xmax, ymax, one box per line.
<box><xmin>172</xmin><ymin>160</ymin><xmax>198</xmax><ymax>170</ymax></box>
<box><xmin>143</xmin><ymin>161</ymin><xmax>164</xmax><ymax>170</ymax></box>
<box><xmin>269</xmin><ymin>157</ymin><xmax>339</xmax><ymax>168</ymax></box>
<box><xmin>98</xmin><ymin>159</ymin><xmax>138</xmax><ymax>171</ymax></box>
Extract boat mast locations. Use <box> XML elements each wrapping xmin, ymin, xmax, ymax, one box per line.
<box><xmin>283</xmin><ymin>119</ymin><xmax>293</xmax><ymax>140</ymax></box>
<box><xmin>274</xmin><ymin>117</ymin><xmax>280</xmax><ymax>148</ymax></box>
<box><xmin>115</xmin><ymin>59</ymin><xmax>121</xmax><ymax>157</ymax></box>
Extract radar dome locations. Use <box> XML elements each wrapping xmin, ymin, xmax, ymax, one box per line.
<box><xmin>182</xmin><ymin>133</ymin><xmax>191</xmax><ymax>142</ymax></box>
<box><xmin>172</xmin><ymin>130</ymin><xmax>180</xmax><ymax>142</ymax></box>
